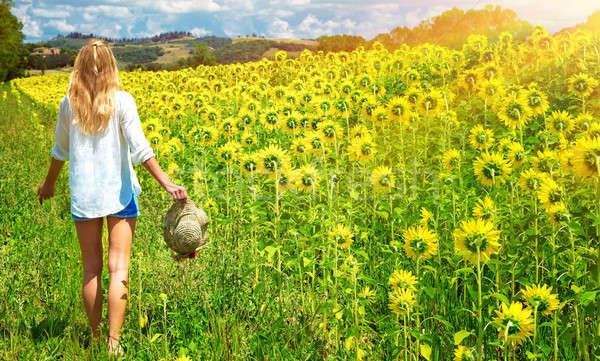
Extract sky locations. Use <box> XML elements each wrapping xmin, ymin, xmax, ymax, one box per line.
<box><xmin>10</xmin><ymin>0</ymin><xmax>600</xmax><ymax>43</ymax></box>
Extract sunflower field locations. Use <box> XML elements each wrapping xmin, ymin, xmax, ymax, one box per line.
<box><xmin>3</xmin><ymin>25</ymin><xmax>600</xmax><ymax>360</ymax></box>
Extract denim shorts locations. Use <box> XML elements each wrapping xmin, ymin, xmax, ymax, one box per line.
<box><xmin>72</xmin><ymin>191</ymin><xmax>139</xmax><ymax>221</ymax></box>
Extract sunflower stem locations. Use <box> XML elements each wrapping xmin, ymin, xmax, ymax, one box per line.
<box><xmin>477</xmin><ymin>246</ymin><xmax>483</xmax><ymax>361</ymax></box>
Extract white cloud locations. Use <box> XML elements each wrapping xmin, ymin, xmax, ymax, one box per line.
<box><xmin>47</xmin><ymin>19</ymin><xmax>76</xmax><ymax>33</ymax></box>
<box><xmin>151</xmin><ymin>0</ymin><xmax>221</xmax><ymax>14</ymax></box>
<box><xmin>268</xmin><ymin>17</ymin><xmax>294</xmax><ymax>38</ymax></box>
<box><xmin>83</xmin><ymin>6</ymin><xmax>134</xmax><ymax>19</ymax></box>
<box><xmin>31</xmin><ymin>8</ymin><xmax>70</xmax><ymax>18</ymax></box>
<box><xmin>295</xmin><ymin>14</ymin><xmax>357</xmax><ymax>38</ymax></box>
<box><xmin>11</xmin><ymin>3</ymin><xmax>43</xmax><ymax>38</ymax></box>
<box><xmin>190</xmin><ymin>27</ymin><xmax>211</xmax><ymax>37</ymax></box>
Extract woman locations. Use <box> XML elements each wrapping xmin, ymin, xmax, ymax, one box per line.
<box><xmin>35</xmin><ymin>39</ymin><xmax>187</xmax><ymax>356</ymax></box>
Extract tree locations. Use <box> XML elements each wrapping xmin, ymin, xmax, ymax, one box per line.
<box><xmin>0</xmin><ymin>0</ymin><xmax>27</xmax><ymax>81</ymax></box>
<box><xmin>369</xmin><ymin>5</ymin><xmax>534</xmax><ymax>50</ymax></box>
<box><xmin>191</xmin><ymin>43</ymin><xmax>216</xmax><ymax>66</ymax></box>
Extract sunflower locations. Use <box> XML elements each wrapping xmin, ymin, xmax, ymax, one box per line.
<box><xmin>388</xmin><ymin>269</ymin><xmax>417</xmax><ymax>290</ymax></box>
<box><xmin>349</xmin><ymin>123</ymin><xmax>373</xmax><ymax>140</ymax></box>
<box><xmin>572</xmin><ymin>136</ymin><xmax>600</xmax><ymax>178</ymax></box>
<box><xmin>568</xmin><ymin>73</ymin><xmax>598</xmax><ymax>98</ymax></box>
<box><xmin>275</xmin><ymin>169</ymin><xmax>293</xmax><ymax>193</ymax></box>
<box><xmin>453</xmin><ymin>345</ymin><xmax>476</xmax><ymax>361</ymax></box>
<box><xmin>292</xmin><ymin>164</ymin><xmax>319</xmax><ymax>193</ymax></box>
<box><xmin>238</xmin><ymin>109</ymin><xmax>255</xmax><ymax>126</ymax></box>
<box><xmin>496</xmin><ymin>93</ymin><xmax>530</xmax><ymax>129</ymax></box>
<box><xmin>216</xmin><ymin>141</ymin><xmax>242</xmax><ymax>165</ymax></box>
<box><xmin>469</xmin><ymin>125</ymin><xmax>495</xmax><ymax>151</ymax></box>
<box><xmin>547</xmin><ymin>203</ymin><xmax>571</xmax><ymax>226</ymax></box>
<box><xmin>506</xmin><ymin>142</ymin><xmax>526</xmax><ymax>168</ymax></box>
<box><xmin>370</xmin><ymin>166</ymin><xmax>395</xmax><ymax>192</ymax></box>
<box><xmin>388</xmin><ymin>287</ymin><xmax>416</xmax><ymax>316</ymax></box>
<box><xmin>348</xmin><ymin>137</ymin><xmax>376</xmax><ymax>163</ymax></box>
<box><xmin>442</xmin><ymin>149</ymin><xmax>461</xmax><ymax>170</ymax></box>
<box><xmin>519</xmin><ymin>169</ymin><xmax>547</xmax><ymax>192</ymax></box>
<box><xmin>546</xmin><ymin>110</ymin><xmax>574</xmax><ymax>134</ymax></box>
<box><xmin>587</xmin><ymin>123</ymin><xmax>600</xmax><ymax>139</ymax></box>
<box><xmin>524</xmin><ymin>86</ymin><xmax>549</xmax><ymax>116</ymax></box>
<box><xmin>473</xmin><ymin>152</ymin><xmax>512</xmax><ymax>187</ymax></box>
<box><xmin>257</xmin><ymin>144</ymin><xmax>291</xmax><ymax>176</ymax></box>
<box><xmin>419</xmin><ymin>207</ymin><xmax>435</xmax><ymax>228</ymax></box>
<box><xmin>575</xmin><ymin>113</ymin><xmax>595</xmax><ymax>132</ymax></box>
<box><xmin>478</xmin><ymin>79</ymin><xmax>503</xmax><ymax>103</ymax></box>
<box><xmin>472</xmin><ymin>196</ymin><xmax>495</xmax><ymax>221</ymax></box>
<box><xmin>281</xmin><ymin>111</ymin><xmax>302</xmax><ymax>135</ymax></box>
<box><xmin>521</xmin><ymin>284</ymin><xmax>561</xmax><ymax>316</ymax></box>
<box><xmin>240</xmin><ymin>130</ymin><xmax>255</xmax><ymax>147</ymax></box>
<box><xmin>220</xmin><ymin>117</ymin><xmax>236</xmax><ymax>138</ymax></box>
<box><xmin>402</xmin><ymin>225</ymin><xmax>438</xmax><ymax>260</ymax></box>
<box><xmin>418</xmin><ymin>89</ymin><xmax>443</xmax><ymax>115</ymax></box>
<box><xmin>459</xmin><ymin>69</ymin><xmax>480</xmax><ymax>93</ymax></box>
<box><xmin>493</xmin><ymin>302</ymin><xmax>535</xmax><ymax>345</ymax></box>
<box><xmin>387</xmin><ymin>96</ymin><xmax>411</xmax><ymax>121</ymax></box>
<box><xmin>305</xmin><ymin>131</ymin><xmax>328</xmax><ymax>158</ymax></box>
<box><xmin>239</xmin><ymin>153</ymin><xmax>259</xmax><ymax>175</ymax></box>
<box><xmin>531</xmin><ymin>149</ymin><xmax>561</xmax><ymax>175</ymax></box>
<box><xmin>262</xmin><ymin>111</ymin><xmax>281</xmax><ymax>131</ymax></box>
<box><xmin>536</xmin><ymin>177</ymin><xmax>565</xmax><ymax>210</ymax></box>
<box><xmin>147</xmin><ymin>129</ymin><xmax>162</xmax><ymax>146</ymax></box>
<box><xmin>358</xmin><ymin>286</ymin><xmax>376</xmax><ymax>305</ymax></box>
<box><xmin>321</xmin><ymin>120</ymin><xmax>343</xmax><ymax>145</ymax></box>
<box><xmin>404</xmin><ymin>86</ymin><xmax>421</xmax><ymax>106</ymax></box>
<box><xmin>453</xmin><ymin>218</ymin><xmax>501</xmax><ymax>263</ymax></box>
<box><xmin>329</xmin><ymin>224</ymin><xmax>354</xmax><ymax>249</ymax></box>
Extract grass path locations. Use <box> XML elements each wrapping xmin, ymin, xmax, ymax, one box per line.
<box><xmin>0</xmin><ymin>86</ymin><xmax>306</xmax><ymax>360</ymax></box>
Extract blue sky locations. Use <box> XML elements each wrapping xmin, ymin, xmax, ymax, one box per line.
<box><xmin>11</xmin><ymin>0</ymin><xmax>600</xmax><ymax>43</ymax></box>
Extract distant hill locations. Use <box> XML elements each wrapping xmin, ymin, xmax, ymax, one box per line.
<box><xmin>26</xmin><ymin>32</ymin><xmax>316</xmax><ymax>72</ymax></box>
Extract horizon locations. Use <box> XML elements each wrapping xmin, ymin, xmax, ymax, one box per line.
<box><xmin>11</xmin><ymin>0</ymin><xmax>600</xmax><ymax>44</ymax></box>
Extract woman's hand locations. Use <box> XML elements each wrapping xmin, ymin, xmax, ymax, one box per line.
<box><xmin>36</xmin><ymin>180</ymin><xmax>55</xmax><ymax>205</ymax></box>
<box><xmin>164</xmin><ymin>181</ymin><xmax>187</xmax><ymax>202</ymax></box>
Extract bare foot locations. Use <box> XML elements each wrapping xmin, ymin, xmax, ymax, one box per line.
<box><xmin>108</xmin><ymin>337</ymin><xmax>124</xmax><ymax>357</ymax></box>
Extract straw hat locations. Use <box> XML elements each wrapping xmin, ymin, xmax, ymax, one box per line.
<box><xmin>163</xmin><ymin>199</ymin><xmax>209</xmax><ymax>260</ymax></box>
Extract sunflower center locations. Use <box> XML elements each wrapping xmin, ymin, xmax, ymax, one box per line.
<box><xmin>502</xmin><ymin>318</ymin><xmax>522</xmax><ymax>336</ymax></box>
<box><xmin>548</xmin><ymin>189</ymin><xmax>562</xmax><ymax>203</ymax></box>
<box><xmin>483</xmin><ymin>161</ymin><xmax>503</xmax><ymax>179</ymax></box>
<box><xmin>379</xmin><ymin>175</ymin><xmax>391</xmax><ymax>187</ymax></box>
<box><xmin>361</xmin><ymin>144</ymin><xmax>372</xmax><ymax>156</ymax></box>
<box><xmin>465</xmin><ymin>232</ymin><xmax>489</xmax><ymax>253</ymax></box>
<box><xmin>506</xmin><ymin>103</ymin><xmax>523</xmax><ymax>121</ymax></box>
<box><xmin>243</xmin><ymin>160</ymin><xmax>256</xmax><ymax>172</ymax></box>
<box><xmin>574</xmin><ymin>79</ymin><xmax>588</xmax><ymax>93</ymax></box>
<box><xmin>302</xmin><ymin>175</ymin><xmax>314</xmax><ymax>187</ymax></box>
<box><xmin>476</xmin><ymin>132</ymin><xmax>488</xmax><ymax>144</ymax></box>
<box><xmin>409</xmin><ymin>237</ymin><xmax>428</xmax><ymax>254</ymax></box>
<box><xmin>264</xmin><ymin>155</ymin><xmax>281</xmax><ymax>172</ymax></box>
<box><xmin>324</xmin><ymin>126</ymin><xmax>335</xmax><ymax>138</ymax></box>
<box><xmin>526</xmin><ymin>177</ymin><xmax>539</xmax><ymax>190</ymax></box>
<box><xmin>287</xmin><ymin>118</ymin><xmax>298</xmax><ymax>129</ymax></box>
<box><xmin>266</xmin><ymin>113</ymin><xmax>278</xmax><ymax>125</ymax></box>
<box><xmin>553</xmin><ymin>118</ymin><xmax>567</xmax><ymax>131</ymax></box>
<box><xmin>584</xmin><ymin>150</ymin><xmax>600</xmax><ymax>170</ymax></box>
<box><xmin>528</xmin><ymin>94</ymin><xmax>541</xmax><ymax>107</ymax></box>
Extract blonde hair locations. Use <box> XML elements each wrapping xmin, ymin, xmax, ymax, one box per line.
<box><xmin>68</xmin><ymin>39</ymin><xmax>122</xmax><ymax>135</ymax></box>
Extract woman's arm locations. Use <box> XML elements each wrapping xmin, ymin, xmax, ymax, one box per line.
<box><xmin>142</xmin><ymin>156</ymin><xmax>187</xmax><ymax>202</ymax></box>
<box><xmin>37</xmin><ymin>157</ymin><xmax>65</xmax><ymax>205</ymax></box>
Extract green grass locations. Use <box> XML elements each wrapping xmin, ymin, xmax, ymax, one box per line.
<box><xmin>0</xmin><ymin>86</ymin><xmax>320</xmax><ymax>360</ymax></box>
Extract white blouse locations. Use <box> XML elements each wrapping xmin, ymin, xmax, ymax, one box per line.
<box><xmin>51</xmin><ymin>90</ymin><xmax>155</xmax><ymax>218</ymax></box>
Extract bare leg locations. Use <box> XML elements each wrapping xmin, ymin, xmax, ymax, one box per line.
<box><xmin>74</xmin><ymin>217</ymin><xmax>104</xmax><ymax>339</ymax></box>
<box><xmin>106</xmin><ymin>215</ymin><xmax>135</xmax><ymax>353</ymax></box>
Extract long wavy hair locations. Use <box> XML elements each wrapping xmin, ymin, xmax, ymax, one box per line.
<box><xmin>68</xmin><ymin>38</ymin><xmax>122</xmax><ymax>135</ymax></box>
